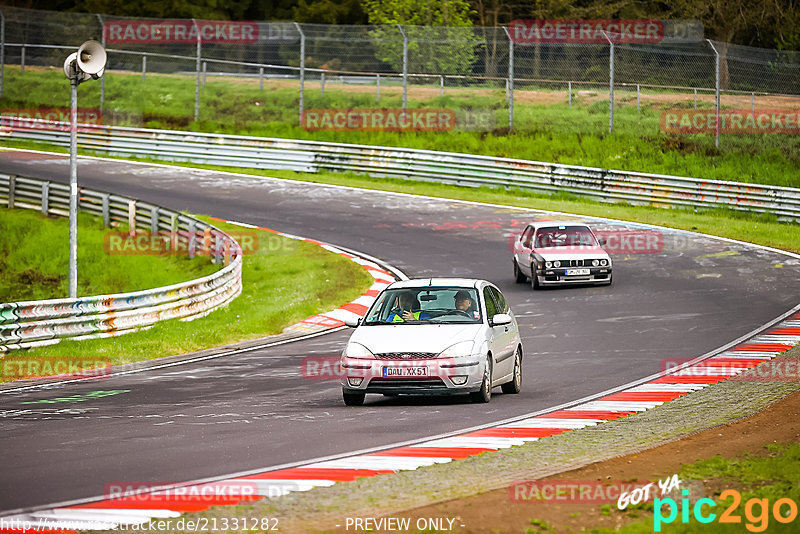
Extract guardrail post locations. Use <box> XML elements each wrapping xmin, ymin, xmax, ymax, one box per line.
<box><xmin>259</xmin><ymin>66</ymin><xmax>263</xmax><ymax>90</ymax></box>
<box><xmin>397</xmin><ymin>25</ymin><xmax>408</xmax><ymax>111</ymax></box>
<box><xmin>188</xmin><ymin>220</ymin><xmax>196</xmax><ymax>259</ymax></box>
<box><xmin>142</xmin><ymin>55</ymin><xmax>147</xmax><ymax>81</ymax></box>
<box><xmin>101</xmin><ymin>193</ymin><xmax>110</xmax><ymax>227</ymax></box>
<box><xmin>320</xmin><ymin>72</ymin><xmax>325</xmax><ymax>97</ymax></box>
<box><xmin>224</xmin><ymin>237</ymin><xmax>231</xmax><ymax>266</ymax></box>
<box><xmin>193</xmin><ymin>18</ymin><xmax>201</xmax><ymax>122</ymax></box>
<box><xmin>150</xmin><ymin>206</ymin><xmax>159</xmax><ymax>234</ymax></box>
<box><xmin>203</xmin><ymin>226</ymin><xmax>211</xmax><ymax>256</ymax></box>
<box><xmin>502</xmin><ymin>26</ymin><xmax>514</xmax><ymax>131</ymax></box>
<box><xmin>127</xmin><ymin>199</ymin><xmax>136</xmax><ymax>236</ymax></box>
<box><xmin>41</xmin><ymin>181</ymin><xmax>49</xmax><ymax>214</ymax></box>
<box><xmin>97</xmin><ymin>14</ymin><xmax>106</xmax><ymax>110</ymax></box>
<box><xmin>0</xmin><ymin>9</ymin><xmax>5</xmax><ymax>98</ymax></box>
<box><xmin>171</xmin><ymin>213</ymin><xmax>179</xmax><ymax>250</ymax></box>
<box><xmin>294</xmin><ymin>22</ymin><xmax>305</xmax><ymax>126</ymax></box>
<box><xmin>7</xmin><ymin>174</ymin><xmax>15</xmax><ymax>208</ymax></box>
<box><xmin>707</xmin><ymin>39</ymin><xmax>721</xmax><ymax>148</ymax></box>
<box><xmin>214</xmin><ymin>231</ymin><xmax>223</xmax><ymax>265</ymax></box>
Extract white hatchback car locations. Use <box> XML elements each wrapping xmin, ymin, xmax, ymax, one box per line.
<box><xmin>513</xmin><ymin>221</ymin><xmax>612</xmax><ymax>288</ymax></box>
<box><xmin>340</xmin><ymin>278</ymin><xmax>523</xmax><ymax>406</ymax></box>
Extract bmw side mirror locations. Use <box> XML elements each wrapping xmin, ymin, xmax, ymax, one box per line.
<box><xmin>598</xmin><ymin>237</ymin><xmax>607</xmax><ymax>247</ymax></box>
<box><xmin>491</xmin><ymin>313</ymin><xmax>512</xmax><ymax>326</ymax></box>
<box><xmin>344</xmin><ymin>317</ymin><xmax>361</xmax><ymax>328</ymax></box>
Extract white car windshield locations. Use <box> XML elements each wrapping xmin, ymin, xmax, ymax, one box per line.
<box><xmin>362</xmin><ymin>287</ymin><xmax>482</xmax><ymax>325</ymax></box>
<box><xmin>535</xmin><ymin>226</ymin><xmax>598</xmax><ymax>248</ymax></box>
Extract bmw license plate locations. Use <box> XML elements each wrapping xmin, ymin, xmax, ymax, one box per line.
<box><xmin>565</xmin><ymin>268</ymin><xmax>590</xmax><ymax>276</ymax></box>
<box><xmin>382</xmin><ymin>366</ymin><xmax>428</xmax><ymax>377</ymax></box>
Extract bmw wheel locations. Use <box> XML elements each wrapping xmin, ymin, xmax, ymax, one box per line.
<box><xmin>530</xmin><ymin>264</ymin><xmax>541</xmax><ymax>290</ymax></box>
<box><xmin>513</xmin><ymin>260</ymin><xmax>526</xmax><ymax>283</ymax></box>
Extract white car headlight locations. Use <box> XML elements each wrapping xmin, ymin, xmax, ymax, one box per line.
<box><xmin>545</xmin><ymin>261</ymin><xmax>552</xmax><ymax>268</ymax></box>
<box><xmin>343</xmin><ymin>342</ymin><xmax>374</xmax><ymax>359</ymax></box>
<box><xmin>601</xmin><ymin>259</ymin><xmax>609</xmax><ymax>266</ymax></box>
<box><xmin>592</xmin><ymin>259</ymin><xmax>600</xmax><ymax>267</ymax></box>
<box><xmin>438</xmin><ymin>340</ymin><xmax>475</xmax><ymax>359</ymax></box>
<box><xmin>553</xmin><ymin>260</ymin><xmax>561</xmax><ymax>268</ymax></box>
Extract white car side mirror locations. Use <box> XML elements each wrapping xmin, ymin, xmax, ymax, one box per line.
<box><xmin>491</xmin><ymin>313</ymin><xmax>512</xmax><ymax>326</ymax></box>
<box><xmin>344</xmin><ymin>317</ymin><xmax>361</xmax><ymax>328</ymax></box>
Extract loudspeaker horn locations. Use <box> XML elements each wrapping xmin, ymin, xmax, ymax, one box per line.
<box><xmin>76</xmin><ymin>40</ymin><xmax>107</xmax><ymax>76</ymax></box>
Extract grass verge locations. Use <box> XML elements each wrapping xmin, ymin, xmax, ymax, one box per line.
<box><xmin>1</xmin><ymin>216</ymin><xmax>374</xmax><ymax>378</ymax></box>
<box><xmin>0</xmin><ymin>207</ymin><xmax>217</xmax><ymax>302</ymax></box>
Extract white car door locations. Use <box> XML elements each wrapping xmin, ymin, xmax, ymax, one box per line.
<box><xmin>515</xmin><ymin>225</ymin><xmax>535</xmax><ymax>277</ymax></box>
<box><xmin>483</xmin><ymin>286</ymin><xmax>516</xmax><ymax>381</ymax></box>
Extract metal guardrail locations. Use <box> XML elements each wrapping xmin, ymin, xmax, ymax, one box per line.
<box><xmin>0</xmin><ymin>172</ymin><xmax>243</xmax><ymax>352</ymax></box>
<box><xmin>2</xmin><ymin>117</ymin><xmax>800</xmax><ymax>221</ymax></box>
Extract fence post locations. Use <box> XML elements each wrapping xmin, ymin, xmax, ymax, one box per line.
<box><xmin>397</xmin><ymin>25</ymin><xmax>408</xmax><ymax>111</ymax></box>
<box><xmin>20</xmin><ymin>44</ymin><xmax>24</xmax><ymax>73</ymax></box>
<box><xmin>142</xmin><ymin>55</ymin><xmax>147</xmax><ymax>81</ymax></box>
<box><xmin>127</xmin><ymin>199</ymin><xmax>137</xmax><ymax>236</ymax></box>
<box><xmin>636</xmin><ymin>84</ymin><xmax>640</xmax><ymax>112</ymax></box>
<box><xmin>259</xmin><ymin>66</ymin><xmax>263</xmax><ymax>90</ymax></box>
<box><xmin>41</xmin><ymin>181</ymin><xmax>49</xmax><ymax>214</ymax></box>
<box><xmin>320</xmin><ymin>72</ymin><xmax>325</xmax><ymax>96</ymax></box>
<box><xmin>96</xmin><ymin>14</ymin><xmax>106</xmax><ymax>110</ymax></box>
<box><xmin>602</xmin><ymin>31</ymin><xmax>614</xmax><ymax>133</ymax></box>
<box><xmin>502</xmin><ymin>26</ymin><xmax>514</xmax><ymax>131</ymax></box>
<box><xmin>193</xmin><ymin>18</ymin><xmax>201</xmax><ymax>122</ymax></box>
<box><xmin>202</xmin><ymin>61</ymin><xmax>207</xmax><ymax>87</ymax></box>
<box><xmin>376</xmin><ymin>73</ymin><xmax>380</xmax><ymax>102</ymax></box>
<box><xmin>294</xmin><ymin>22</ymin><xmax>305</xmax><ymax>126</ymax></box>
<box><xmin>440</xmin><ymin>75</ymin><xmax>444</xmax><ymax>97</ymax></box>
<box><xmin>751</xmin><ymin>92</ymin><xmax>755</xmax><ymax>114</ymax></box>
<box><xmin>694</xmin><ymin>88</ymin><xmax>697</xmax><ymax>110</ymax></box>
<box><xmin>1</xmin><ymin>9</ymin><xmax>5</xmax><ymax>98</ymax></box>
<box><xmin>568</xmin><ymin>81</ymin><xmax>572</xmax><ymax>107</ymax></box>
<box><xmin>706</xmin><ymin>39</ymin><xmax>720</xmax><ymax>148</ymax></box>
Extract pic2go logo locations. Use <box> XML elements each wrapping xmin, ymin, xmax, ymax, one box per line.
<box><xmin>654</xmin><ymin>489</ymin><xmax>799</xmax><ymax>532</ymax></box>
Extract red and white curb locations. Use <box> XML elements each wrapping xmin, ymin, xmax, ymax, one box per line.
<box><xmin>3</xmin><ymin>311</ymin><xmax>797</xmax><ymax>533</ymax></box>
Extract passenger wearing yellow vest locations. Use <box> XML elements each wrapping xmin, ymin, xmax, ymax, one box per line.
<box><xmin>387</xmin><ymin>291</ymin><xmax>431</xmax><ymax>322</ymax></box>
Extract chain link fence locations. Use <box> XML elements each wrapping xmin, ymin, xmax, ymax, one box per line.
<box><xmin>1</xmin><ymin>6</ymin><xmax>799</xmax><ymax>145</ymax></box>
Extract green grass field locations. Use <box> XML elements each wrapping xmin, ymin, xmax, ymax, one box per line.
<box><xmin>0</xmin><ymin>212</ymin><xmax>374</xmax><ymax>377</ymax></box>
<box><xmin>0</xmin><ymin>207</ymin><xmax>218</xmax><ymax>301</ymax></box>
<box><xmin>3</xmin><ymin>66</ymin><xmax>800</xmax><ymax>188</ymax></box>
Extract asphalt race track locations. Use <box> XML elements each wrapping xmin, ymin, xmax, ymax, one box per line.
<box><xmin>1</xmin><ymin>151</ymin><xmax>798</xmax><ymax>513</ymax></box>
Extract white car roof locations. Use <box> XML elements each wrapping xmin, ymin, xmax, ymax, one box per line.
<box><xmin>387</xmin><ymin>278</ymin><xmax>484</xmax><ymax>290</ymax></box>
<box><xmin>529</xmin><ymin>220</ymin><xmax>591</xmax><ymax>230</ymax></box>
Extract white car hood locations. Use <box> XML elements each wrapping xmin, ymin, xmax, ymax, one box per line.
<box><xmin>348</xmin><ymin>323</ymin><xmax>483</xmax><ymax>355</ymax></box>
<box><xmin>533</xmin><ymin>245</ymin><xmax>610</xmax><ymax>261</ymax></box>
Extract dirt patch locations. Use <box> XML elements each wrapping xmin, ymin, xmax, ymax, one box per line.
<box><xmin>381</xmin><ymin>387</ymin><xmax>800</xmax><ymax>533</ymax></box>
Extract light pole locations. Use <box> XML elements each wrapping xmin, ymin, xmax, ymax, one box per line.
<box><xmin>63</xmin><ymin>40</ymin><xmax>106</xmax><ymax>298</ymax></box>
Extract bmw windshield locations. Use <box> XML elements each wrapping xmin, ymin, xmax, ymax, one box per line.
<box><xmin>535</xmin><ymin>226</ymin><xmax>598</xmax><ymax>248</ymax></box>
<box><xmin>362</xmin><ymin>287</ymin><xmax>482</xmax><ymax>325</ymax></box>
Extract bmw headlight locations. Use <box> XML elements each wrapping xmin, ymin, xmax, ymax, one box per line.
<box><xmin>545</xmin><ymin>261</ymin><xmax>552</xmax><ymax>268</ymax></box>
<box><xmin>553</xmin><ymin>260</ymin><xmax>561</xmax><ymax>268</ymax></box>
<box><xmin>592</xmin><ymin>259</ymin><xmax>600</xmax><ymax>267</ymax></box>
<box><xmin>438</xmin><ymin>340</ymin><xmax>475</xmax><ymax>359</ymax></box>
<box><xmin>342</xmin><ymin>342</ymin><xmax>374</xmax><ymax>359</ymax></box>
<box><xmin>600</xmin><ymin>259</ymin><xmax>608</xmax><ymax>266</ymax></box>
